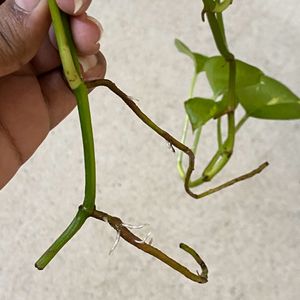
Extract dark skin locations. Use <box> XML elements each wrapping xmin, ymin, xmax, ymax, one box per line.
<box><xmin>0</xmin><ymin>0</ymin><xmax>106</xmax><ymax>188</ymax></box>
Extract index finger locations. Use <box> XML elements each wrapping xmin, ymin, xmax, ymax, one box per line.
<box><xmin>56</xmin><ymin>0</ymin><xmax>92</xmax><ymax>15</ymax></box>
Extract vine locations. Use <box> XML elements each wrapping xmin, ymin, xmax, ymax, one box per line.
<box><xmin>34</xmin><ymin>0</ymin><xmax>300</xmax><ymax>284</ymax></box>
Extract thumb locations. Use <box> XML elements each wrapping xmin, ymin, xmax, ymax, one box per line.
<box><xmin>0</xmin><ymin>0</ymin><xmax>50</xmax><ymax>76</ymax></box>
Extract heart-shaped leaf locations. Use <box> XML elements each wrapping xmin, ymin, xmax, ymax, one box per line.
<box><xmin>185</xmin><ymin>97</ymin><xmax>217</xmax><ymax>131</ymax></box>
<box><xmin>238</xmin><ymin>75</ymin><xmax>300</xmax><ymax>119</ymax></box>
<box><xmin>204</xmin><ymin>56</ymin><xmax>263</xmax><ymax>96</ymax></box>
<box><xmin>175</xmin><ymin>39</ymin><xmax>208</xmax><ymax>74</ymax></box>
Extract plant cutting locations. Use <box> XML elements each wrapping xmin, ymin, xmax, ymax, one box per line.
<box><xmin>33</xmin><ymin>0</ymin><xmax>299</xmax><ymax>284</ymax></box>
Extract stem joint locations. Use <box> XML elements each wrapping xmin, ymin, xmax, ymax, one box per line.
<box><xmin>78</xmin><ymin>204</ymin><xmax>95</xmax><ymax>217</ymax></box>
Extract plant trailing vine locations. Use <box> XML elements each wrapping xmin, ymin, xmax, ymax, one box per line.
<box><xmin>34</xmin><ymin>0</ymin><xmax>300</xmax><ymax>284</ymax></box>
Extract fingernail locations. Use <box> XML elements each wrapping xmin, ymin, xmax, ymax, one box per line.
<box><xmin>87</xmin><ymin>16</ymin><xmax>104</xmax><ymax>40</ymax></box>
<box><xmin>15</xmin><ymin>0</ymin><xmax>40</xmax><ymax>12</ymax></box>
<box><xmin>79</xmin><ymin>55</ymin><xmax>98</xmax><ymax>73</ymax></box>
<box><xmin>74</xmin><ymin>0</ymin><xmax>84</xmax><ymax>14</ymax></box>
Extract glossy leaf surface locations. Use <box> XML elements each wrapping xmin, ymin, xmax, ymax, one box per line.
<box><xmin>238</xmin><ymin>75</ymin><xmax>300</xmax><ymax>119</ymax></box>
<box><xmin>204</xmin><ymin>56</ymin><xmax>263</xmax><ymax>96</ymax></box>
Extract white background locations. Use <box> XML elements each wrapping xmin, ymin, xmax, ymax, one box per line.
<box><xmin>1</xmin><ymin>0</ymin><xmax>299</xmax><ymax>299</ymax></box>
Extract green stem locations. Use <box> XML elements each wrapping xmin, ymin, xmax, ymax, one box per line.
<box><xmin>189</xmin><ymin>112</ymin><xmax>234</xmax><ymax>187</ymax></box>
<box><xmin>74</xmin><ymin>86</ymin><xmax>96</xmax><ymax>212</ymax></box>
<box><xmin>202</xmin><ymin>112</ymin><xmax>234</xmax><ymax>180</ymax></box>
<box><xmin>189</xmin><ymin>72</ymin><xmax>198</xmax><ymax>98</ymax></box>
<box><xmin>177</xmin><ymin>72</ymin><xmax>198</xmax><ymax>179</ymax></box>
<box><xmin>216</xmin><ymin>2</ymin><xmax>227</xmax><ymax>47</ymax></box>
<box><xmin>213</xmin><ymin>0</ymin><xmax>232</xmax><ymax>13</ymax></box>
<box><xmin>187</xmin><ymin>2</ymin><xmax>236</xmax><ymax>188</ymax></box>
<box><xmin>217</xmin><ymin>117</ymin><xmax>223</xmax><ymax>149</ymax></box>
<box><xmin>203</xmin><ymin>1</ymin><xmax>233</xmax><ymax>60</ymax></box>
<box><xmin>35</xmin><ymin>0</ymin><xmax>96</xmax><ymax>269</ymax></box>
<box><xmin>35</xmin><ymin>207</ymin><xmax>90</xmax><ymax>269</ymax></box>
<box><xmin>192</xmin><ymin>127</ymin><xmax>202</xmax><ymax>155</ymax></box>
<box><xmin>177</xmin><ymin>115</ymin><xmax>189</xmax><ymax>179</ymax></box>
<box><xmin>235</xmin><ymin>113</ymin><xmax>249</xmax><ymax>132</ymax></box>
<box><xmin>46</xmin><ymin>0</ymin><xmax>81</xmax><ymax>89</ymax></box>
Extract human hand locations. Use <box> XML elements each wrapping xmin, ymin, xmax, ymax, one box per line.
<box><xmin>0</xmin><ymin>0</ymin><xmax>106</xmax><ymax>188</ymax></box>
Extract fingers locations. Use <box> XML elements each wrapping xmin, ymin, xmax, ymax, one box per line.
<box><xmin>0</xmin><ymin>0</ymin><xmax>50</xmax><ymax>76</ymax></box>
<box><xmin>0</xmin><ymin>72</ymin><xmax>50</xmax><ymax>189</ymax></box>
<box><xmin>0</xmin><ymin>0</ymin><xmax>103</xmax><ymax>77</ymax></box>
<box><xmin>0</xmin><ymin>50</ymin><xmax>105</xmax><ymax>188</ymax></box>
<box><xmin>32</xmin><ymin>2</ymin><xmax>103</xmax><ymax>76</ymax></box>
<box><xmin>39</xmin><ymin>69</ymin><xmax>76</xmax><ymax>130</ymax></box>
<box><xmin>70</xmin><ymin>13</ymin><xmax>102</xmax><ymax>55</ymax></box>
<box><xmin>56</xmin><ymin>0</ymin><xmax>92</xmax><ymax>15</ymax></box>
<box><xmin>53</xmin><ymin>0</ymin><xmax>102</xmax><ymax>55</ymax></box>
<box><xmin>0</xmin><ymin>74</ymin><xmax>50</xmax><ymax>164</ymax></box>
<box><xmin>55</xmin><ymin>0</ymin><xmax>102</xmax><ymax>54</ymax></box>
<box><xmin>30</xmin><ymin>32</ymin><xmax>61</xmax><ymax>75</ymax></box>
<box><xmin>48</xmin><ymin>13</ymin><xmax>102</xmax><ymax>56</ymax></box>
<box><xmin>40</xmin><ymin>51</ymin><xmax>106</xmax><ymax>129</ymax></box>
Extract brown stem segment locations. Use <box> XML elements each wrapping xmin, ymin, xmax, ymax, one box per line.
<box><xmin>86</xmin><ymin>79</ymin><xmax>268</xmax><ymax>199</ymax></box>
<box><xmin>193</xmin><ymin>162</ymin><xmax>269</xmax><ymax>198</ymax></box>
<box><xmin>91</xmin><ymin>209</ymin><xmax>208</xmax><ymax>283</ymax></box>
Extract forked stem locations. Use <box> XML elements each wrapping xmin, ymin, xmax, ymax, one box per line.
<box><xmin>37</xmin><ymin>0</ymin><xmax>267</xmax><ymax>276</ymax></box>
<box><xmin>36</xmin><ymin>0</ymin><xmax>96</xmax><ymax>270</ymax></box>
<box><xmin>86</xmin><ymin>79</ymin><xmax>268</xmax><ymax>199</ymax></box>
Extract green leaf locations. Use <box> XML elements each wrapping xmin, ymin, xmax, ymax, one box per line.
<box><xmin>238</xmin><ymin>75</ymin><xmax>300</xmax><ymax>120</ymax></box>
<box><xmin>212</xmin><ymin>93</ymin><xmax>231</xmax><ymax>118</ymax></box>
<box><xmin>185</xmin><ymin>97</ymin><xmax>217</xmax><ymax>131</ymax></box>
<box><xmin>204</xmin><ymin>56</ymin><xmax>263</xmax><ymax>96</ymax></box>
<box><xmin>175</xmin><ymin>39</ymin><xmax>208</xmax><ymax>74</ymax></box>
